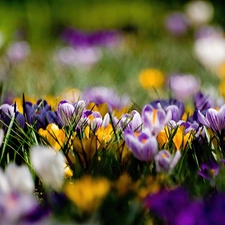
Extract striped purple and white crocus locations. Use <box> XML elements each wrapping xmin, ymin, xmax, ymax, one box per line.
<box><xmin>142</xmin><ymin>104</ymin><xmax>172</xmax><ymax>136</ymax></box>
<box><xmin>124</xmin><ymin>128</ymin><xmax>158</xmax><ymax>162</ymax></box>
<box><xmin>198</xmin><ymin>104</ymin><xmax>225</xmax><ymax>133</ymax></box>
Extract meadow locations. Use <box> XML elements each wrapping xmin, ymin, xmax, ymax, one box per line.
<box><xmin>0</xmin><ymin>0</ymin><xmax>225</xmax><ymax>224</ymax></box>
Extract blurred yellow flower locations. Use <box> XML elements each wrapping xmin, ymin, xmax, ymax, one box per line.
<box><xmin>217</xmin><ymin>62</ymin><xmax>225</xmax><ymax>79</ymax></box>
<box><xmin>39</xmin><ymin>123</ymin><xmax>66</xmax><ymax>151</ymax></box>
<box><xmin>64</xmin><ymin>176</ymin><xmax>110</xmax><ymax>213</ymax></box>
<box><xmin>157</xmin><ymin>127</ymin><xmax>169</xmax><ymax>148</ymax></box>
<box><xmin>138</xmin><ymin>68</ymin><xmax>164</xmax><ymax>89</ymax></box>
<box><xmin>219</xmin><ymin>79</ymin><xmax>225</xmax><ymax>98</ymax></box>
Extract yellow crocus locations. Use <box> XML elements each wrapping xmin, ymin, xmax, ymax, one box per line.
<box><xmin>64</xmin><ymin>176</ymin><xmax>110</xmax><ymax>213</ymax></box>
<box><xmin>172</xmin><ymin>127</ymin><xmax>193</xmax><ymax>150</ymax></box>
<box><xmin>138</xmin><ymin>68</ymin><xmax>164</xmax><ymax>89</ymax></box>
<box><xmin>96</xmin><ymin>124</ymin><xmax>114</xmax><ymax>147</ymax></box>
<box><xmin>38</xmin><ymin>123</ymin><xmax>66</xmax><ymax>151</ymax></box>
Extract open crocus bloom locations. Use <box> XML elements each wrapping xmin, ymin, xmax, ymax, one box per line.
<box><xmin>124</xmin><ymin>128</ymin><xmax>158</xmax><ymax>162</ymax></box>
<box><xmin>142</xmin><ymin>104</ymin><xmax>172</xmax><ymax>136</ymax></box>
<box><xmin>198</xmin><ymin>105</ymin><xmax>225</xmax><ymax>133</ymax></box>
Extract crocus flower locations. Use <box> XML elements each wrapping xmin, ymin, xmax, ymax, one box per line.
<box><xmin>138</xmin><ymin>68</ymin><xmax>164</xmax><ymax>89</ymax></box>
<box><xmin>194</xmin><ymin>91</ymin><xmax>214</xmax><ymax>111</ymax></box>
<box><xmin>155</xmin><ymin>150</ymin><xmax>181</xmax><ymax>173</ymax></box>
<box><xmin>198</xmin><ymin>159</ymin><xmax>220</xmax><ymax>181</ymax></box>
<box><xmin>82</xmin><ymin>86</ymin><xmax>130</xmax><ymax>112</ymax></box>
<box><xmin>30</xmin><ymin>145</ymin><xmax>65</xmax><ymax>191</ymax></box>
<box><xmin>124</xmin><ymin>128</ymin><xmax>158</xmax><ymax>161</ymax></box>
<box><xmin>165</xmin><ymin>12</ymin><xmax>189</xmax><ymax>36</ymax></box>
<box><xmin>55</xmin><ymin>46</ymin><xmax>102</xmax><ymax>68</ymax></box>
<box><xmin>194</xmin><ymin>35</ymin><xmax>225</xmax><ymax>71</ymax></box>
<box><xmin>198</xmin><ymin>105</ymin><xmax>225</xmax><ymax>133</ymax></box>
<box><xmin>167</xmin><ymin>74</ymin><xmax>201</xmax><ymax>101</ymax></box>
<box><xmin>57</xmin><ymin>100</ymin><xmax>85</xmax><ymax>126</ymax></box>
<box><xmin>0</xmin><ymin>192</ymin><xmax>40</xmax><ymax>225</ymax></box>
<box><xmin>38</xmin><ymin>123</ymin><xmax>66</xmax><ymax>151</ymax></box>
<box><xmin>6</xmin><ymin>41</ymin><xmax>30</xmax><ymax>63</ymax></box>
<box><xmin>142</xmin><ymin>104</ymin><xmax>172</xmax><ymax>136</ymax></box>
<box><xmin>150</xmin><ymin>99</ymin><xmax>184</xmax><ymax>122</ymax></box>
<box><xmin>185</xmin><ymin>0</ymin><xmax>214</xmax><ymax>26</ymax></box>
<box><xmin>118</xmin><ymin>110</ymin><xmax>142</xmax><ymax>132</ymax></box>
<box><xmin>3</xmin><ymin>163</ymin><xmax>34</xmax><ymax>194</ymax></box>
<box><xmin>64</xmin><ymin>176</ymin><xmax>110</xmax><ymax>213</ymax></box>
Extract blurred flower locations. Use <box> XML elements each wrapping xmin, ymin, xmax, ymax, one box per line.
<box><xmin>185</xmin><ymin>1</ymin><xmax>214</xmax><ymax>26</ymax></box>
<box><xmin>144</xmin><ymin>187</ymin><xmax>191</xmax><ymax>225</ymax></box>
<box><xmin>30</xmin><ymin>145</ymin><xmax>65</xmax><ymax>191</ymax></box>
<box><xmin>6</xmin><ymin>41</ymin><xmax>30</xmax><ymax>63</ymax></box>
<box><xmin>155</xmin><ymin>150</ymin><xmax>181</xmax><ymax>173</ymax></box>
<box><xmin>54</xmin><ymin>46</ymin><xmax>102</xmax><ymax>68</ymax></box>
<box><xmin>64</xmin><ymin>176</ymin><xmax>110</xmax><ymax>213</ymax></box>
<box><xmin>62</xmin><ymin>28</ymin><xmax>122</xmax><ymax>48</ymax></box>
<box><xmin>198</xmin><ymin>105</ymin><xmax>225</xmax><ymax>133</ymax></box>
<box><xmin>0</xmin><ymin>192</ymin><xmax>40</xmax><ymax>225</ymax></box>
<box><xmin>165</xmin><ymin>12</ymin><xmax>189</xmax><ymax>36</ymax></box>
<box><xmin>194</xmin><ymin>35</ymin><xmax>225</xmax><ymax>71</ymax></box>
<box><xmin>168</xmin><ymin>74</ymin><xmax>200</xmax><ymax>101</ymax></box>
<box><xmin>194</xmin><ymin>91</ymin><xmax>214</xmax><ymax>111</ymax></box>
<box><xmin>0</xmin><ymin>163</ymin><xmax>34</xmax><ymax>194</ymax></box>
<box><xmin>82</xmin><ymin>86</ymin><xmax>130</xmax><ymax>112</ymax></box>
<box><xmin>142</xmin><ymin>103</ymin><xmax>172</xmax><ymax>136</ymax></box>
<box><xmin>194</xmin><ymin>25</ymin><xmax>224</xmax><ymax>40</ymax></box>
<box><xmin>124</xmin><ymin>128</ymin><xmax>158</xmax><ymax>161</ymax></box>
<box><xmin>138</xmin><ymin>68</ymin><xmax>164</xmax><ymax>89</ymax></box>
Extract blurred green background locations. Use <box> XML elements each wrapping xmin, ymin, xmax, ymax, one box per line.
<box><xmin>0</xmin><ymin>0</ymin><xmax>224</xmax><ymax>107</ymax></box>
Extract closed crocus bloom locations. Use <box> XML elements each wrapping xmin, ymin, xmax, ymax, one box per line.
<box><xmin>124</xmin><ymin>128</ymin><xmax>158</xmax><ymax>162</ymax></box>
<box><xmin>57</xmin><ymin>100</ymin><xmax>75</xmax><ymax>126</ymax></box>
<box><xmin>155</xmin><ymin>150</ymin><xmax>181</xmax><ymax>173</ymax></box>
<box><xmin>198</xmin><ymin>105</ymin><xmax>225</xmax><ymax>133</ymax></box>
<box><xmin>30</xmin><ymin>145</ymin><xmax>65</xmax><ymax>191</ymax></box>
<box><xmin>142</xmin><ymin>104</ymin><xmax>172</xmax><ymax>136</ymax></box>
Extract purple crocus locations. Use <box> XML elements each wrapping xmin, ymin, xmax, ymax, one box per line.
<box><xmin>167</xmin><ymin>74</ymin><xmax>200</xmax><ymax>101</ymax></box>
<box><xmin>150</xmin><ymin>99</ymin><xmax>184</xmax><ymax>122</ymax></box>
<box><xmin>142</xmin><ymin>104</ymin><xmax>172</xmax><ymax>136</ymax></box>
<box><xmin>62</xmin><ymin>28</ymin><xmax>122</xmax><ymax>48</ymax></box>
<box><xmin>198</xmin><ymin>160</ymin><xmax>220</xmax><ymax>181</ymax></box>
<box><xmin>198</xmin><ymin>104</ymin><xmax>225</xmax><ymax>133</ymax></box>
<box><xmin>194</xmin><ymin>91</ymin><xmax>214</xmax><ymax>111</ymax></box>
<box><xmin>118</xmin><ymin>110</ymin><xmax>142</xmax><ymax>132</ymax></box>
<box><xmin>124</xmin><ymin>128</ymin><xmax>158</xmax><ymax>161</ymax></box>
<box><xmin>165</xmin><ymin>12</ymin><xmax>189</xmax><ymax>36</ymax></box>
<box><xmin>82</xmin><ymin>86</ymin><xmax>130</xmax><ymax>111</ymax></box>
<box><xmin>155</xmin><ymin>150</ymin><xmax>181</xmax><ymax>173</ymax></box>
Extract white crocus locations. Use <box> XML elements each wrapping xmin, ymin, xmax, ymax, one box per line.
<box><xmin>194</xmin><ymin>35</ymin><xmax>225</xmax><ymax>71</ymax></box>
<box><xmin>185</xmin><ymin>1</ymin><xmax>214</xmax><ymax>26</ymax></box>
<box><xmin>30</xmin><ymin>145</ymin><xmax>65</xmax><ymax>191</ymax></box>
<box><xmin>5</xmin><ymin>163</ymin><xmax>34</xmax><ymax>194</ymax></box>
<box><xmin>0</xmin><ymin>163</ymin><xmax>34</xmax><ymax>194</ymax></box>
